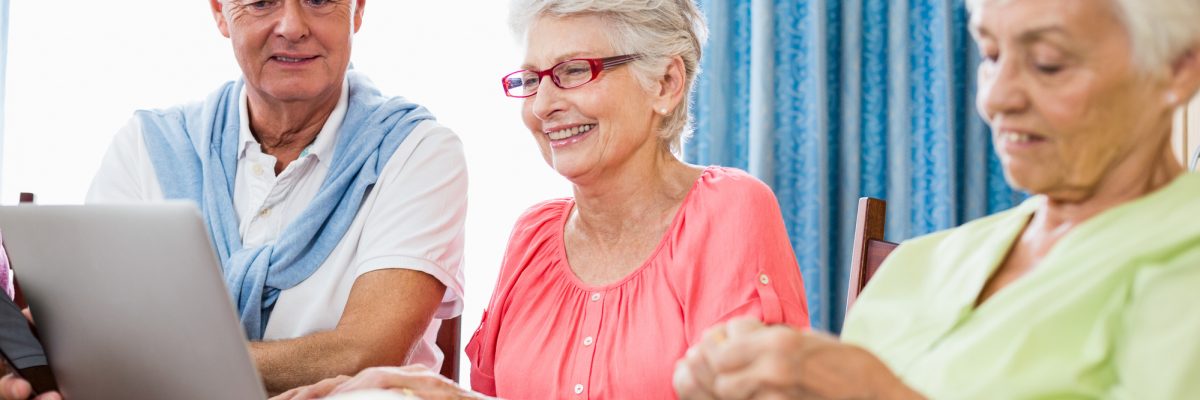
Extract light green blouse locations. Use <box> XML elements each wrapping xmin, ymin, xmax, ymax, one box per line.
<box><xmin>841</xmin><ymin>174</ymin><xmax>1200</xmax><ymax>399</ymax></box>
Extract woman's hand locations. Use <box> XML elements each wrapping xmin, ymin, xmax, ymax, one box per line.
<box><xmin>274</xmin><ymin>365</ymin><xmax>491</xmax><ymax>400</ymax></box>
<box><xmin>327</xmin><ymin>366</ymin><xmax>489</xmax><ymax>400</ymax></box>
<box><xmin>271</xmin><ymin>375</ymin><xmax>352</xmax><ymax>400</ymax></box>
<box><xmin>675</xmin><ymin>318</ymin><xmax>924</xmax><ymax>400</ymax></box>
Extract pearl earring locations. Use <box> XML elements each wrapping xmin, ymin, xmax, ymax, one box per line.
<box><xmin>659</xmin><ymin>108</ymin><xmax>668</xmax><ymax>115</ymax></box>
<box><xmin>1167</xmin><ymin>92</ymin><xmax>1180</xmax><ymax>105</ymax></box>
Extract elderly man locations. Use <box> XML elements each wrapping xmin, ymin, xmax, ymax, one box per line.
<box><xmin>1</xmin><ymin>0</ymin><xmax>466</xmax><ymax>397</ymax></box>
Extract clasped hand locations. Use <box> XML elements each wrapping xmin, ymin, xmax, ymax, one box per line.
<box><xmin>673</xmin><ymin>317</ymin><xmax>922</xmax><ymax>400</ymax></box>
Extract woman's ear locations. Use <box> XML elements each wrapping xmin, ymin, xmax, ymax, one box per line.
<box><xmin>1166</xmin><ymin>45</ymin><xmax>1200</xmax><ymax>106</ymax></box>
<box><xmin>654</xmin><ymin>56</ymin><xmax>688</xmax><ymax>113</ymax></box>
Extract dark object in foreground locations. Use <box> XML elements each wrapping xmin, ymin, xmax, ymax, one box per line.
<box><xmin>0</xmin><ymin>291</ymin><xmax>57</xmax><ymax>396</ymax></box>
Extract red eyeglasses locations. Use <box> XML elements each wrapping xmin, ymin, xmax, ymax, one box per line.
<box><xmin>501</xmin><ymin>54</ymin><xmax>642</xmax><ymax>98</ymax></box>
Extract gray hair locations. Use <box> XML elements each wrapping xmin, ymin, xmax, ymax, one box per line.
<box><xmin>968</xmin><ymin>0</ymin><xmax>1200</xmax><ymax>74</ymax></box>
<box><xmin>510</xmin><ymin>0</ymin><xmax>709</xmax><ymax>153</ymax></box>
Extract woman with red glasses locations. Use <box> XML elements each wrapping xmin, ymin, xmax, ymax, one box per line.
<box><xmin>275</xmin><ymin>1</ymin><xmax>809</xmax><ymax>399</ymax></box>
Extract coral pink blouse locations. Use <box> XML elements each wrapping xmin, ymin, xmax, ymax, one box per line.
<box><xmin>466</xmin><ymin>167</ymin><xmax>810</xmax><ymax>399</ymax></box>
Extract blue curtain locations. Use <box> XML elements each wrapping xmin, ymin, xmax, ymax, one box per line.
<box><xmin>687</xmin><ymin>0</ymin><xmax>1026</xmax><ymax>331</ymax></box>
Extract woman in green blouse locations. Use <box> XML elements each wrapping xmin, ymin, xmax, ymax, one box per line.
<box><xmin>675</xmin><ymin>0</ymin><xmax>1200</xmax><ymax>398</ymax></box>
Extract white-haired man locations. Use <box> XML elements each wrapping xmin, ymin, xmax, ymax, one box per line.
<box><xmin>1</xmin><ymin>0</ymin><xmax>466</xmax><ymax>398</ymax></box>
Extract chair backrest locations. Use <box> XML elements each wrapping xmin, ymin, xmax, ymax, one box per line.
<box><xmin>436</xmin><ymin>316</ymin><xmax>461</xmax><ymax>382</ymax></box>
<box><xmin>846</xmin><ymin>197</ymin><xmax>898</xmax><ymax>313</ymax></box>
<box><xmin>13</xmin><ymin>192</ymin><xmax>464</xmax><ymax>381</ymax></box>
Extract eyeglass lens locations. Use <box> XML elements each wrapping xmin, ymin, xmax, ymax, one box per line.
<box><xmin>505</xmin><ymin>59</ymin><xmax>597</xmax><ymax>97</ymax></box>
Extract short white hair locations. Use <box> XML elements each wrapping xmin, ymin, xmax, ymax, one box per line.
<box><xmin>509</xmin><ymin>0</ymin><xmax>709</xmax><ymax>153</ymax></box>
<box><xmin>968</xmin><ymin>0</ymin><xmax>1200</xmax><ymax>74</ymax></box>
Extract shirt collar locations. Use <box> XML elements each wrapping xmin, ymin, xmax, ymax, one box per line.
<box><xmin>237</xmin><ymin>78</ymin><xmax>350</xmax><ymax>162</ymax></box>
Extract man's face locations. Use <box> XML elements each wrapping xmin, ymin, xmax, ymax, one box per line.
<box><xmin>210</xmin><ymin>0</ymin><xmax>364</xmax><ymax>104</ymax></box>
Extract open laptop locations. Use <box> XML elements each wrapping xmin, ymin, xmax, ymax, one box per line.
<box><xmin>0</xmin><ymin>203</ymin><xmax>267</xmax><ymax>400</ymax></box>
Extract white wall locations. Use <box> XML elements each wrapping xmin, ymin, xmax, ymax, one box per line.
<box><xmin>2</xmin><ymin>1</ymin><xmax>570</xmax><ymax>382</ymax></box>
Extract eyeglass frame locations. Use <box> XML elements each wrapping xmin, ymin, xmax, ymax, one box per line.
<box><xmin>501</xmin><ymin>54</ymin><xmax>643</xmax><ymax>98</ymax></box>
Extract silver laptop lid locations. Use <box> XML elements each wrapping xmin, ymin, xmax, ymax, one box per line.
<box><xmin>0</xmin><ymin>203</ymin><xmax>266</xmax><ymax>400</ymax></box>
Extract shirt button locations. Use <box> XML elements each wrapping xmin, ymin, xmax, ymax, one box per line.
<box><xmin>252</xmin><ymin>164</ymin><xmax>265</xmax><ymax>177</ymax></box>
<box><xmin>590</xmin><ymin>293</ymin><xmax>601</xmax><ymax>302</ymax></box>
<box><xmin>574</xmin><ymin>384</ymin><xmax>584</xmax><ymax>394</ymax></box>
<box><xmin>583</xmin><ymin>336</ymin><xmax>594</xmax><ymax>346</ymax></box>
<box><xmin>759</xmin><ymin>274</ymin><xmax>770</xmax><ymax>285</ymax></box>
<box><xmin>259</xmin><ymin>208</ymin><xmax>272</xmax><ymax>217</ymax></box>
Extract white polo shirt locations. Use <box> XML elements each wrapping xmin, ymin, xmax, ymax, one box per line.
<box><xmin>86</xmin><ymin>81</ymin><xmax>467</xmax><ymax>370</ymax></box>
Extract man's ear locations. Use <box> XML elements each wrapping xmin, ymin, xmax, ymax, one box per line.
<box><xmin>209</xmin><ymin>0</ymin><xmax>232</xmax><ymax>38</ymax></box>
<box><xmin>1166</xmin><ymin>44</ymin><xmax>1200</xmax><ymax>107</ymax></box>
<box><xmin>353</xmin><ymin>0</ymin><xmax>367</xmax><ymax>34</ymax></box>
<box><xmin>653</xmin><ymin>56</ymin><xmax>688</xmax><ymax>115</ymax></box>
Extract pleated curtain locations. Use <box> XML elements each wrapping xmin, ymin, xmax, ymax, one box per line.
<box><xmin>686</xmin><ymin>0</ymin><xmax>1026</xmax><ymax>331</ymax></box>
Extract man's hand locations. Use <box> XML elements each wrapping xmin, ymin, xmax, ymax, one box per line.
<box><xmin>675</xmin><ymin>317</ymin><xmax>925</xmax><ymax>400</ymax></box>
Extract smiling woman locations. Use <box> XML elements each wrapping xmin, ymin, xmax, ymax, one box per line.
<box><xmin>277</xmin><ymin>1</ymin><xmax>811</xmax><ymax>399</ymax></box>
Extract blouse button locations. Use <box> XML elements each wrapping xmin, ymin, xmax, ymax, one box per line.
<box><xmin>590</xmin><ymin>293</ymin><xmax>601</xmax><ymax>302</ymax></box>
<box><xmin>759</xmin><ymin>274</ymin><xmax>770</xmax><ymax>285</ymax></box>
<box><xmin>583</xmin><ymin>336</ymin><xmax>594</xmax><ymax>346</ymax></box>
<box><xmin>574</xmin><ymin>384</ymin><xmax>584</xmax><ymax>394</ymax></box>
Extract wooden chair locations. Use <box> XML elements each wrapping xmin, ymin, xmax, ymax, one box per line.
<box><xmin>12</xmin><ymin>192</ymin><xmax>463</xmax><ymax>382</ymax></box>
<box><xmin>845</xmin><ymin>197</ymin><xmax>898</xmax><ymax>313</ymax></box>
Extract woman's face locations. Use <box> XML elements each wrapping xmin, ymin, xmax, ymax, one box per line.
<box><xmin>521</xmin><ymin>15</ymin><xmax>663</xmax><ymax>184</ymax></box>
<box><xmin>972</xmin><ymin>0</ymin><xmax>1178</xmax><ymax>200</ymax></box>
